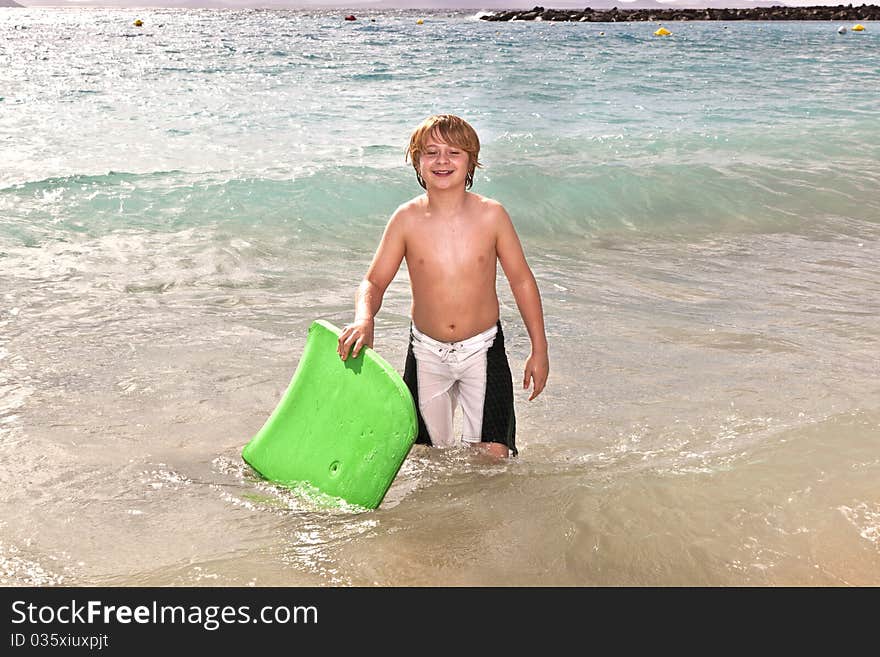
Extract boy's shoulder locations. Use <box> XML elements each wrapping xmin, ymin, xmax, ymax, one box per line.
<box><xmin>470</xmin><ymin>192</ymin><xmax>507</xmax><ymax>214</ymax></box>
<box><xmin>393</xmin><ymin>194</ymin><xmax>427</xmax><ymax>218</ymax></box>
<box><xmin>466</xmin><ymin>193</ymin><xmax>511</xmax><ymax>226</ymax></box>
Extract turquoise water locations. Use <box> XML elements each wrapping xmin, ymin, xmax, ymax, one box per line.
<box><xmin>3</xmin><ymin>10</ymin><xmax>879</xmax><ymax>239</ymax></box>
<box><xmin>1</xmin><ymin>9</ymin><xmax>878</xmax><ymax>586</ymax></box>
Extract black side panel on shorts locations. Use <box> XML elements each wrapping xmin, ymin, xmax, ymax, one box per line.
<box><xmin>481</xmin><ymin>322</ymin><xmax>518</xmax><ymax>456</ymax></box>
<box><xmin>403</xmin><ymin>331</ymin><xmax>432</xmax><ymax>446</ymax></box>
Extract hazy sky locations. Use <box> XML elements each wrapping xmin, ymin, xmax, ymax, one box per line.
<box><xmin>11</xmin><ymin>1</ymin><xmax>860</xmax><ymax>8</ymax></box>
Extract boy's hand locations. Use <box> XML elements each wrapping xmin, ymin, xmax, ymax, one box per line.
<box><xmin>337</xmin><ymin>318</ymin><xmax>374</xmax><ymax>361</ymax></box>
<box><xmin>523</xmin><ymin>350</ymin><xmax>549</xmax><ymax>401</ymax></box>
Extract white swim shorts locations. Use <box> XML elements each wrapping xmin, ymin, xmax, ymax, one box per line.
<box><xmin>402</xmin><ymin>321</ymin><xmax>517</xmax><ymax>455</ymax></box>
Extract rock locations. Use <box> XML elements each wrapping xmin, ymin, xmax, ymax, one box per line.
<box><xmin>479</xmin><ymin>5</ymin><xmax>880</xmax><ymax>23</ymax></box>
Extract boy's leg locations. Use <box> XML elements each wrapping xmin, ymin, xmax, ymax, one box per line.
<box><xmin>403</xmin><ymin>331</ymin><xmax>431</xmax><ymax>445</ymax></box>
<box><xmin>464</xmin><ymin>322</ymin><xmax>517</xmax><ymax>457</ymax></box>
<box><xmin>458</xmin><ymin>350</ymin><xmax>512</xmax><ymax>458</ymax></box>
<box><xmin>459</xmin><ymin>378</ymin><xmax>510</xmax><ymax>458</ymax></box>
<box><xmin>457</xmin><ymin>351</ymin><xmax>491</xmax><ymax>446</ymax></box>
<box><xmin>417</xmin><ymin>383</ymin><xmax>457</xmax><ymax>448</ymax></box>
<box><xmin>471</xmin><ymin>441</ymin><xmax>510</xmax><ymax>458</ymax></box>
<box><xmin>403</xmin><ymin>331</ymin><xmax>457</xmax><ymax>447</ymax></box>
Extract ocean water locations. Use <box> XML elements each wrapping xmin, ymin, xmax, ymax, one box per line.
<box><xmin>1</xmin><ymin>8</ymin><xmax>879</xmax><ymax>586</ymax></box>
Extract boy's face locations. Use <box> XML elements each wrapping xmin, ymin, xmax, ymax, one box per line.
<box><xmin>418</xmin><ymin>131</ymin><xmax>470</xmax><ymax>191</ymax></box>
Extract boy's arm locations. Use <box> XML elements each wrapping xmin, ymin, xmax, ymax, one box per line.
<box><xmin>495</xmin><ymin>205</ymin><xmax>549</xmax><ymax>401</ymax></box>
<box><xmin>337</xmin><ymin>210</ymin><xmax>406</xmax><ymax>361</ymax></box>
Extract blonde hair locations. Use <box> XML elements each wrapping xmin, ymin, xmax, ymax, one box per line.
<box><xmin>405</xmin><ymin>114</ymin><xmax>482</xmax><ymax>190</ymax></box>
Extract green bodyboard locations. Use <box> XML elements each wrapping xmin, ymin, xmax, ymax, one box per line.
<box><xmin>242</xmin><ymin>320</ymin><xmax>418</xmax><ymax>509</ymax></box>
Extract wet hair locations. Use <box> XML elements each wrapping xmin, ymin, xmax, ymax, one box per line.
<box><xmin>405</xmin><ymin>114</ymin><xmax>482</xmax><ymax>190</ymax></box>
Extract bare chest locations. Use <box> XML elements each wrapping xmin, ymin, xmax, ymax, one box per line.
<box><xmin>405</xmin><ymin>222</ymin><xmax>497</xmax><ymax>277</ymax></box>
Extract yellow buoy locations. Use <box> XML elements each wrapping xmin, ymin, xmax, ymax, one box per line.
<box><xmin>417</xmin><ymin>19</ymin><xmax>424</xmax><ymax>25</ymax></box>
<box><xmin>654</xmin><ymin>27</ymin><xmax>671</xmax><ymax>37</ymax></box>
<box><xmin>133</xmin><ymin>19</ymin><xmax>143</xmax><ymax>27</ymax></box>
<box><xmin>852</xmin><ymin>24</ymin><xmax>865</xmax><ymax>32</ymax></box>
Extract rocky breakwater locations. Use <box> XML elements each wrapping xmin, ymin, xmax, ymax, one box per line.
<box><xmin>479</xmin><ymin>5</ymin><xmax>880</xmax><ymax>22</ymax></box>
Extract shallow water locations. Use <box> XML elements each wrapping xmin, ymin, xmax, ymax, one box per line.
<box><xmin>1</xmin><ymin>9</ymin><xmax>878</xmax><ymax>586</ymax></box>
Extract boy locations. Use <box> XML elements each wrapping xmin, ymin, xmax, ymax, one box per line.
<box><xmin>337</xmin><ymin>114</ymin><xmax>548</xmax><ymax>458</ymax></box>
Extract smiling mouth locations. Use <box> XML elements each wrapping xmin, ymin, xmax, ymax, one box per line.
<box><xmin>432</xmin><ymin>170</ymin><xmax>454</xmax><ymax>176</ymax></box>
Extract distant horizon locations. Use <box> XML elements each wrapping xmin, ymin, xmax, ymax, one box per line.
<box><xmin>10</xmin><ymin>1</ymin><xmax>880</xmax><ymax>9</ymax></box>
